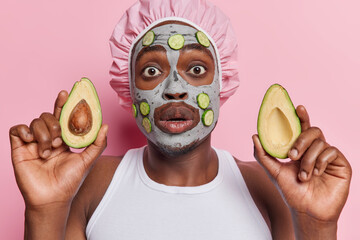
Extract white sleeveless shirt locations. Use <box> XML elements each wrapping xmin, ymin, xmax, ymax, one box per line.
<box><xmin>86</xmin><ymin>146</ymin><xmax>271</xmax><ymax>240</ymax></box>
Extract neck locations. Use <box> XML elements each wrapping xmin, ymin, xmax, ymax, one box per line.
<box><xmin>144</xmin><ymin>135</ymin><xmax>218</xmax><ymax>187</ymax></box>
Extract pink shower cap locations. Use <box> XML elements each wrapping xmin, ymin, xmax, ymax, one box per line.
<box><xmin>109</xmin><ymin>0</ymin><xmax>240</xmax><ymax>110</ymax></box>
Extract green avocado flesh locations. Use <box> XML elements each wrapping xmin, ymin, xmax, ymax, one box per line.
<box><xmin>59</xmin><ymin>78</ymin><xmax>102</xmax><ymax>148</ymax></box>
<box><xmin>257</xmin><ymin>84</ymin><xmax>301</xmax><ymax>159</ymax></box>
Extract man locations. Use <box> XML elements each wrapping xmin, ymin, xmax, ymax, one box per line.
<box><xmin>9</xmin><ymin>0</ymin><xmax>351</xmax><ymax>239</ymax></box>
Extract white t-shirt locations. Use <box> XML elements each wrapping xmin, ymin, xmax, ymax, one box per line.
<box><xmin>86</xmin><ymin>146</ymin><xmax>271</xmax><ymax>240</ymax></box>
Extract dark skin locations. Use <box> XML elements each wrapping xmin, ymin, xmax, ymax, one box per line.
<box><xmin>10</xmin><ymin>34</ymin><xmax>351</xmax><ymax>239</ymax></box>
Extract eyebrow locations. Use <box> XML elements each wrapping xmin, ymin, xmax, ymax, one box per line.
<box><xmin>136</xmin><ymin>45</ymin><xmax>166</xmax><ymax>62</ymax></box>
<box><xmin>181</xmin><ymin>43</ymin><xmax>214</xmax><ymax>59</ymax></box>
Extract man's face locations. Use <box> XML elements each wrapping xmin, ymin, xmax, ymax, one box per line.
<box><xmin>130</xmin><ymin>22</ymin><xmax>220</xmax><ymax>155</ymax></box>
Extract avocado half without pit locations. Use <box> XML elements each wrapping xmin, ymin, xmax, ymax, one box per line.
<box><xmin>257</xmin><ymin>84</ymin><xmax>301</xmax><ymax>159</ymax></box>
<box><xmin>59</xmin><ymin>78</ymin><xmax>102</xmax><ymax>148</ymax></box>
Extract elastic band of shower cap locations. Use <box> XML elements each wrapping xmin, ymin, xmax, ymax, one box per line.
<box><xmin>109</xmin><ymin>0</ymin><xmax>240</xmax><ymax>110</ymax></box>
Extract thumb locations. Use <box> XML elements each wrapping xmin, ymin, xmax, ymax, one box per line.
<box><xmin>252</xmin><ymin>134</ymin><xmax>281</xmax><ymax>180</ymax></box>
<box><xmin>80</xmin><ymin>124</ymin><xmax>108</xmax><ymax>168</ymax></box>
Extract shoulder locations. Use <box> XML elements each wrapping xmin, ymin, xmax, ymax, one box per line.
<box><xmin>234</xmin><ymin>158</ymin><xmax>275</xmax><ymax>205</ymax></box>
<box><xmin>65</xmin><ymin>154</ymin><xmax>124</xmax><ymax>236</ymax></box>
<box><xmin>233</xmin><ymin>157</ymin><xmax>295</xmax><ymax>239</ymax></box>
<box><xmin>81</xmin><ymin>155</ymin><xmax>124</xmax><ymax>221</ymax></box>
<box><xmin>233</xmin><ymin>158</ymin><xmax>272</xmax><ymax>226</ymax></box>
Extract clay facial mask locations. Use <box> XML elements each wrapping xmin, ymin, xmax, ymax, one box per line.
<box><xmin>130</xmin><ymin>23</ymin><xmax>220</xmax><ymax>154</ymax></box>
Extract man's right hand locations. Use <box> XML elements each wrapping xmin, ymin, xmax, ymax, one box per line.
<box><xmin>9</xmin><ymin>90</ymin><xmax>108</xmax><ymax>211</ymax></box>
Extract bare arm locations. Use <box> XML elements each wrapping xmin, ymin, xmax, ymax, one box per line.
<box><xmin>10</xmin><ymin>91</ymin><xmax>108</xmax><ymax>239</ymax></box>
<box><xmin>238</xmin><ymin>160</ymin><xmax>295</xmax><ymax>239</ymax></box>
<box><xmin>253</xmin><ymin>105</ymin><xmax>352</xmax><ymax>239</ymax></box>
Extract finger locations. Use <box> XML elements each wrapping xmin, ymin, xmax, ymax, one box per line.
<box><xmin>298</xmin><ymin>139</ymin><xmax>327</xmax><ymax>181</ymax></box>
<box><xmin>80</xmin><ymin>124</ymin><xmax>109</xmax><ymax>169</ymax></box>
<box><xmin>252</xmin><ymin>134</ymin><xmax>281</xmax><ymax>180</ymax></box>
<box><xmin>30</xmin><ymin>118</ymin><xmax>52</xmax><ymax>159</ymax></box>
<box><xmin>296</xmin><ymin>105</ymin><xmax>311</xmax><ymax>131</ymax></box>
<box><xmin>288</xmin><ymin>126</ymin><xmax>325</xmax><ymax>160</ymax></box>
<box><xmin>53</xmin><ymin>90</ymin><xmax>68</xmax><ymax>120</ymax></box>
<box><xmin>315</xmin><ymin>146</ymin><xmax>338</xmax><ymax>176</ymax></box>
<box><xmin>9</xmin><ymin>125</ymin><xmax>34</xmax><ymax>150</ymax></box>
<box><xmin>40</xmin><ymin>112</ymin><xmax>62</xmax><ymax>148</ymax></box>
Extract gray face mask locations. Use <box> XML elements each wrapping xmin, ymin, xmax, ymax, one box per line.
<box><xmin>130</xmin><ymin>23</ymin><xmax>220</xmax><ymax>155</ymax></box>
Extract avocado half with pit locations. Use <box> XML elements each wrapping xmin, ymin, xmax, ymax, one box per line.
<box><xmin>257</xmin><ymin>84</ymin><xmax>301</xmax><ymax>159</ymax></box>
<box><xmin>59</xmin><ymin>78</ymin><xmax>102</xmax><ymax>148</ymax></box>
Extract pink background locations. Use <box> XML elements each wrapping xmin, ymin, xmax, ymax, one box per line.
<box><xmin>1</xmin><ymin>0</ymin><xmax>359</xmax><ymax>238</ymax></box>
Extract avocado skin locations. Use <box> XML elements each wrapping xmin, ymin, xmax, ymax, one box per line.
<box><xmin>59</xmin><ymin>78</ymin><xmax>102</xmax><ymax>148</ymax></box>
<box><xmin>257</xmin><ymin>84</ymin><xmax>301</xmax><ymax>159</ymax></box>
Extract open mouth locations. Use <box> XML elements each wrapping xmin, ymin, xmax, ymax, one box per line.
<box><xmin>154</xmin><ymin>102</ymin><xmax>200</xmax><ymax>134</ymax></box>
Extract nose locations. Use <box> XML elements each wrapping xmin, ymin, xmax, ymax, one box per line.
<box><xmin>163</xmin><ymin>71</ymin><xmax>188</xmax><ymax>100</ymax></box>
<box><xmin>164</xmin><ymin>92</ymin><xmax>188</xmax><ymax>100</ymax></box>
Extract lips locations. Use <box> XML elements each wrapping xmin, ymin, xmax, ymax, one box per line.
<box><xmin>154</xmin><ymin>102</ymin><xmax>200</xmax><ymax>134</ymax></box>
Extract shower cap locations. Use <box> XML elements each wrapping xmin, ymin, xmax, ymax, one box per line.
<box><xmin>109</xmin><ymin>0</ymin><xmax>240</xmax><ymax>110</ymax></box>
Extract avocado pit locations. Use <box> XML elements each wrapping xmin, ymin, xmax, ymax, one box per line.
<box><xmin>68</xmin><ymin>99</ymin><xmax>93</xmax><ymax>136</ymax></box>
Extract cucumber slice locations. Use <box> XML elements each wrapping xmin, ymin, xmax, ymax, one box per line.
<box><xmin>197</xmin><ymin>93</ymin><xmax>210</xmax><ymax>109</ymax></box>
<box><xmin>168</xmin><ymin>34</ymin><xmax>185</xmax><ymax>50</ymax></box>
<box><xmin>140</xmin><ymin>102</ymin><xmax>150</xmax><ymax>116</ymax></box>
<box><xmin>195</xmin><ymin>31</ymin><xmax>210</xmax><ymax>48</ymax></box>
<box><xmin>132</xmin><ymin>104</ymin><xmax>137</xmax><ymax>118</ymax></box>
<box><xmin>142</xmin><ymin>117</ymin><xmax>152</xmax><ymax>133</ymax></box>
<box><xmin>142</xmin><ymin>31</ymin><xmax>155</xmax><ymax>46</ymax></box>
<box><xmin>202</xmin><ymin>109</ymin><xmax>214</xmax><ymax>127</ymax></box>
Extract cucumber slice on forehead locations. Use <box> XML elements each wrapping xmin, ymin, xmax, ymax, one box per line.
<box><xmin>142</xmin><ymin>31</ymin><xmax>155</xmax><ymax>46</ymax></box>
<box><xmin>195</xmin><ymin>31</ymin><xmax>210</xmax><ymax>48</ymax></box>
<box><xmin>202</xmin><ymin>109</ymin><xmax>214</xmax><ymax>127</ymax></box>
<box><xmin>142</xmin><ymin>117</ymin><xmax>152</xmax><ymax>133</ymax></box>
<box><xmin>132</xmin><ymin>104</ymin><xmax>138</xmax><ymax>118</ymax></box>
<box><xmin>197</xmin><ymin>93</ymin><xmax>210</xmax><ymax>109</ymax></box>
<box><xmin>168</xmin><ymin>34</ymin><xmax>185</xmax><ymax>50</ymax></box>
<box><xmin>140</xmin><ymin>102</ymin><xmax>150</xmax><ymax>116</ymax></box>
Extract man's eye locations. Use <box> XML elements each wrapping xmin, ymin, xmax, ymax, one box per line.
<box><xmin>188</xmin><ymin>66</ymin><xmax>206</xmax><ymax>75</ymax></box>
<box><xmin>143</xmin><ymin>67</ymin><xmax>162</xmax><ymax>77</ymax></box>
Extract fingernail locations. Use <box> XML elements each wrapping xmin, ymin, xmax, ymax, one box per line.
<box><xmin>290</xmin><ymin>149</ymin><xmax>298</xmax><ymax>158</ymax></box>
<box><xmin>43</xmin><ymin>150</ymin><xmax>51</xmax><ymax>158</ymax></box>
<box><xmin>300</xmin><ymin>170</ymin><xmax>307</xmax><ymax>180</ymax></box>
<box><xmin>313</xmin><ymin>168</ymin><xmax>319</xmax><ymax>176</ymax></box>
<box><xmin>26</xmin><ymin>132</ymin><xmax>33</xmax><ymax>141</ymax></box>
<box><xmin>53</xmin><ymin>137</ymin><xmax>62</xmax><ymax>146</ymax></box>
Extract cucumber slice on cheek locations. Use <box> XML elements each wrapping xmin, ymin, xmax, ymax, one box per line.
<box><xmin>132</xmin><ymin>104</ymin><xmax>138</xmax><ymax>117</ymax></box>
<box><xmin>142</xmin><ymin>117</ymin><xmax>152</xmax><ymax>133</ymax></box>
<box><xmin>202</xmin><ymin>109</ymin><xmax>214</xmax><ymax>127</ymax></box>
<box><xmin>140</xmin><ymin>102</ymin><xmax>150</xmax><ymax>116</ymax></box>
<box><xmin>168</xmin><ymin>34</ymin><xmax>185</xmax><ymax>50</ymax></box>
<box><xmin>197</xmin><ymin>93</ymin><xmax>210</xmax><ymax>109</ymax></box>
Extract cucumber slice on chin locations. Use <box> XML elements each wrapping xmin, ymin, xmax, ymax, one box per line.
<box><xmin>142</xmin><ymin>31</ymin><xmax>155</xmax><ymax>46</ymax></box>
<box><xmin>195</xmin><ymin>31</ymin><xmax>210</xmax><ymax>47</ymax></box>
<box><xmin>140</xmin><ymin>102</ymin><xmax>150</xmax><ymax>116</ymax></box>
<box><xmin>142</xmin><ymin>117</ymin><xmax>152</xmax><ymax>133</ymax></box>
<box><xmin>202</xmin><ymin>109</ymin><xmax>214</xmax><ymax>126</ymax></box>
<box><xmin>197</xmin><ymin>93</ymin><xmax>210</xmax><ymax>109</ymax></box>
<box><xmin>168</xmin><ymin>34</ymin><xmax>185</xmax><ymax>50</ymax></box>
